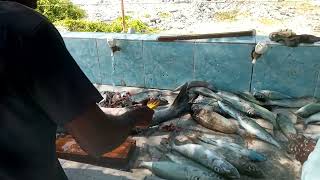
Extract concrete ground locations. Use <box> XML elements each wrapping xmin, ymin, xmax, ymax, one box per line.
<box><xmin>60</xmin><ymin>159</ymin><xmax>150</xmax><ymax>180</ymax></box>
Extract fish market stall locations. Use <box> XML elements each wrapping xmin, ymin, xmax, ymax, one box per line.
<box><xmin>57</xmin><ymin>30</ymin><xmax>320</xmax><ymax>180</ymax></box>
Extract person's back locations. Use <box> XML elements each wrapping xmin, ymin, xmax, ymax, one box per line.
<box><xmin>0</xmin><ymin>2</ymin><xmax>70</xmax><ymax>179</ymax></box>
<box><xmin>1</xmin><ymin>1</ymin><xmax>154</xmax><ymax>179</ymax></box>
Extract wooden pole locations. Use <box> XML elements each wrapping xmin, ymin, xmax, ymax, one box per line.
<box><xmin>157</xmin><ymin>30</ymin><xmax>256</xmax><ymax>42</ymax></box>
<box><xmin>121</xmin><ymin>0</ymin><xmax>126</xmax><ymax>32</ymax></box>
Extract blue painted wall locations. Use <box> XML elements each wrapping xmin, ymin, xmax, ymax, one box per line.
<box><xmin>61</xmin><ymin>32</ymin><xmax>320</xmax><ymax>97</ymax></box>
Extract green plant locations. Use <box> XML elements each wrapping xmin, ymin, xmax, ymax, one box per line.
<box><xmin>36</xmin><ymin>0</ymin><xmax>86</xmax><ymax>22</ymax></box>
<box><xmin>55</xmin><ymin>17</ymin><xmax>158</xmax><ymax>33</ymax></box>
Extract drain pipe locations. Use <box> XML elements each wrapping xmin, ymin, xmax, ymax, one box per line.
<box><xmin>107</xmin><ymin>38</ymin><xmax>121</xmax><ymax>55</ymax></box>
<box><xmin>251</xmin><ymin>42</ymin><xmax>268</xmax><ymax>64</ymax></box>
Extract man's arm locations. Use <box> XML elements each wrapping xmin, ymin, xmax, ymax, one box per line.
<box><xmin>30</xmin><ymin>20</ymin><xmax>153</xmax><ymax>157</ymax></box>
<box><xmin>65</xmin><ymin>104</ymin><xmax>153</xmax><ymax>157</ymax></box>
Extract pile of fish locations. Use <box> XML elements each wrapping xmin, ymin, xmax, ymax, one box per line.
<box><xmin>99</xmin><ymin>81</ymin><xmax>319</xmax><ymax>179</ymax></box>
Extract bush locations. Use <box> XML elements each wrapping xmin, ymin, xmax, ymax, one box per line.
<box><xmin>55</xmin><ymin>17</ymin><xmax>158</xmax><ymax>33</ymax></box>
<box><xmin>37</xmin><ymin>0</ymin><xmax>157</xmax><ymax>33</ymax></box>
<box><xmin>36</xmin><ymin>0</ymin><xmax>86</xmax><ymax>22</ymax></box>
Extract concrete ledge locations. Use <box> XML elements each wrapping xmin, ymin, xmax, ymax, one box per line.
<box><xmin>62</xmin><ymin>32</ymin><xmax>320</xmax><ymax>97</ymax></box>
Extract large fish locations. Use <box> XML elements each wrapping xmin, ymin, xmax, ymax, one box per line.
<box><xmin>150</xmin><ymin>83</ymin><xmax>193</xmax><ymax>126</ymax></box>
<box><xmin>272</xmin><ymin>107</ymin><xmax>299</xmax><ymax>124</ymax></box>
<box><xmin>196</xmin><ymin>136</ymin><xmax>267</xmax><ymax>162</ymax></box>
<box><xmin>304</xmin><ymin>112</ymin><xmax>320</xmax><ymax>125</ymax></box>
<box><xmin>171</xmin><ymin>143</ymin><xmax>240</xmax><ymax>179</ymax></box>
<box><xmin>189</xmin><ymin>87</ymin><xmax>223</xmax><ymax>101</ymax></box>
<box><xmin>276</xmin><ymin>113</ymin><xmax>297</xmax><ymax>139</ymax></box>
<box><xmin>217</xmin><ymin>92</ymin><xmax>277</xmax><ymax>126</ymax></box>
<box><xmin>253</xmin><ymin>90</ymin><xmax>292</xmax><ymax>101</ymax></box>
<box><xmin>130</xmin><ymin>90</ymin><xmax>170</xmax><ymax>106</ymax></box>
<box><xmin>165</xmin><ymin>152</ymin><xmax>213</xmax><ymax>172</ymax></box>
<box><xmin>140</xmin><ymin>161</ymin><xmax>225</xmax><ymax>180</ymax></box>
<box><xmin>263</xmin><ymin>97</ymin><xmax>318</xmax><ymax>108</ymax></box>
<box><xmin>174</xmin><ymin>81</ymin><xmax>217</xmax><ymax>92</ymax></box>
<box><xmin>191</xmin><ymin>138</ymin><xmax>265</xmax><ymax>178</ymax></box>
<box><xmin>191</xmin><ymin>95</ymin><xmax>226</xmax><ymax>116</ymax></box>
<box><xmin>191</xmin><ymin>103</ymin><xmax>239</xmax><ymax>134</ymax></box>
<box><xmin>218</xmin><ymin>101</ymin><xmax>281</xmax><ymax>148</ymax></box>
<box><xmin>234</xmin><ymin>91</ymin><xmax>264</xmax><ymax>106</ymax></box>
<box><xmin>295</xmin><ymin>103</ymin><xmax>320</xmax><ymax>118</ymax></box>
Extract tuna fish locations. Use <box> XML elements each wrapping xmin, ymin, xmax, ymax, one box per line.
<box><xmin>295</xmin><ymin>103</ymin><xmax>320</xmax><ymax>118</ymax></box>
<box><xmin>276</xmin><ymin>113</ymin><xmax>297</xmax><ymax>139</ymax></box>
<box><xmin>192</xmin><ymin>139</ymin><xmax>265</xmax><ymax>178</ymax></box>
<box><xmin>253</xmin><ymin>90</ymin><xmax>292</xmax><ymax>101</ymax></box>
<box><xmin>189</xmin><ymin>87</ymin><xmax>223</xmax><ymax>101</ymax></box>
<box><xmin>165</xmin><ymin>152</ymin><xmax>213</xmax><ymax>172</ymax></box>
<box><xmin>218</xmin><ymin>101</ymin><xmax>281</xmax><ymax>148</ymax></box>
<box><xmin>234</xmin><ymin>91</ymin><xmax>264</xmax><ymax>106</ymax></box>
<box><xmin>305</xmin><ymin>112</ymin><xmax>320</xmax><ymax>125</ymax></box>
<box><xmin>217</xmin><ymin>91</ymin><xmax>277</xmax><ymax>126</ymax></box>
<box><xmin>263</xmin><ymin>97</ymin><xmax>318</xmax><ymax>108</ymax></box>
<box><xmin>196</xmin><ymin>136</ymin><xmax>267</xmax><ymax>162</ymax></box>
<box><xmin>171</xmin><ymin>143</ymin><xmax>240</xmax><ymax>179</ymax></box>
<box><xmin>140</xmin><ymin>161</ymin><xmax>225</xmax><ymax>180</ymax></box>
<box><xmin>174</xmin><ymin>81</ymin><xmax>217</xmax><ymax>92</ymax></box>
<box><xmin>191</xmin><ymin>104</ymin><xmax>239</xmax><ymax>134</ymax></box>
<box><xmin>191</xmin><ymin>95</ymin><xmax>227</xmax><ymax>116</ymax></box>
<box><xmin>150</xmin><ymin>83</ymin><xmax>193</xmax><ymax>126</ymax></box>
<box><xmin>130</xmin><ymin>91</ymin><xmax>169</xmax><ymax>105</ymax></box>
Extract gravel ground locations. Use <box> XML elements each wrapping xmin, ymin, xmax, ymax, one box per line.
<box><xmin>68</xmin><ymin>0</ymin><xmax>320</xmax><ymax>36</ymax></box>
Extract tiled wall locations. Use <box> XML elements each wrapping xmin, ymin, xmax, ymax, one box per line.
<box><xmin>61</xmin><ymin>32</ymin><xmax>320</xmax><ymax>97</ymax></box>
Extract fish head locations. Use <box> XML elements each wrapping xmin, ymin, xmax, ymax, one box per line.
<box><xmin>253</xmin><ymin>91</ymin><xmax>266</xmax><ymax>101</ymax></box>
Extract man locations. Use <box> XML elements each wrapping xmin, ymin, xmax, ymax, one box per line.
<box><xmin>0</xmin><ymin>0</ymin><xmax>154</xmax><ymax>179</ymax></box>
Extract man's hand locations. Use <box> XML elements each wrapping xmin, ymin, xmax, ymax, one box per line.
<box><xmin>122</xmin><ymin>105</ymin><xmax>155</xmax><ymax>128</ymax></box>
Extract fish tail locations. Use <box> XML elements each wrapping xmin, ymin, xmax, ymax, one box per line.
<box><xmin>170</xmin><ymin>82</ymin><xmax>190</xmax><ymax>110</ymax></box>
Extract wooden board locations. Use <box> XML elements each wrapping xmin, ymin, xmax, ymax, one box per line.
<box><xmin>56</xmin><ymin>135</ymin><xmax>136</xmax><ymax>170</ymax></box>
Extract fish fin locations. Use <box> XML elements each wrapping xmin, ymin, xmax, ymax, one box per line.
<box><xmin>171</xmin><ymin>82</ymin><xmax>190</xmax><ymax>109</ymax></box>
<box><xmin>173</xmin><ymin>83</ymin><xmax>184</xmax><ymax>92</ymax></box>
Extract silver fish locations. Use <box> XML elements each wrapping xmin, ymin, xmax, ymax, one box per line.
<box><xmin>295</xmin><ymin>103</ymin><xmax>320</xmax><ymax>118</ymax></box>
<box><xmin>174</xmin><ymin>81</ymin><xmax>217</xmax><ymax>92</ymax></box>
<box><xmin>218</xmin><ymin>101</ymin><xmax>281</xmax><ymax>148</ymax></box>
<box><xmin>172</xmin><ymin>143</ymin><xmax>240</xmax><ymax>179</ymax></box>
<box><xmin>196</xmin><ymin>136</ymin><xmax>267</xmax><ymax>162</ymax></box>
<box><xmin>191</xmin><ymin>95</ymin><xmax>226</xmax><ymax>116</ymax></box>
<box><xmin>165</xmin><ymin>152</ymin><xmax>213</xmax><ymax>172</ymax></box>
<box><xmin>140</xmin><ymin>161</ymin><xmax>225</xmax><ymax>180</ymax></box>
<box><xmin>189</xmin><ymin>87</ymin><xmax>223</xmax><ymax>101</ymax></box>
<box><xmin>130</xmin><ymin>90</ymin><xmax>169</xmax><ymax>106</ymax></box>
<box><xmin>193</xmin><ymin>139</ymin><xmax>265</xmax><ymax>178</ymax></box>
<box><xmin>150</xmin><ymin>83</ymin><xmax>193</xmax><ymax>126</ymax></box>
<box><xmin>191</xmin><ymin>104</ymin><xmax>239</xmax><ymax>134</ymax></box>
<box><xmin>305</xmin><ymin>112</ymin><xmax>320</xmax><ymax>125</ymax></box>
<box><xmin>264</xmin><ymin>97</ymin><xmax>318</xmax><ymax>108</ymax></box>
<box><xmin>234</xmin><ymin>91</ymin><xmax>264</xmax><ymax>106</ymax></box>
<box><xmin>217</xmin><ymin>91</ymin><xmax>277</xmax><ymax>126</ymax></box>
<box><xmin>276</xmin><ymin>113</ymin><xmax>297</xmax><ymax>139</ymax></box>
<box><xmin>253</xmin><ymin>90</ymin><xmax>292</xmax><ymax>101</ymax></box>
<box><xmin>272</xmin><ymin>108</ymin><xmax>298</xmax><ymax>124</ymax></box>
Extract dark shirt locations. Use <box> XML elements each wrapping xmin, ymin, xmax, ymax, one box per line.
<box><xmin>0</xmin><ymin>2</ymin><xmax>102</xmax><ymax>179</ymax></box>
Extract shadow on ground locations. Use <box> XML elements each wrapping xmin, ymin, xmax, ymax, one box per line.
<box><xmin>64</xmin><ymin>168</ymin><xmax>134</xmax><ymax>180</ymax></box>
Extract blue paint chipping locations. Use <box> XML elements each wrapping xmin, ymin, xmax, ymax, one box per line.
<box><xmin>62</xmin><ymin>33</ymin><xmax>320</xmax><ymax>97</ymax></box>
